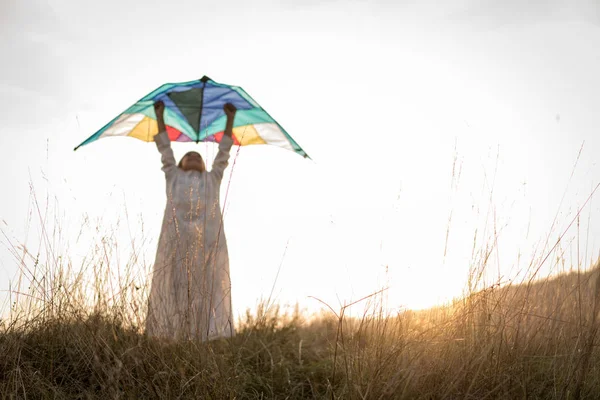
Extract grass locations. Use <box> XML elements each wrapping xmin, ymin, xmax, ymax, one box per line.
<box><xmin>2</xmin><ymin>178</ymin><xmax>600</xmax><ymax>398</ymax></box>
<box><xmin>2</xmin><ymin>257</ymin><xmax>600</xmax><ymax>398</ymax></box>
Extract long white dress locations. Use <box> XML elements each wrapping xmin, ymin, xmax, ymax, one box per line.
<box><xmin>145</xmin><ymin>131</ymin><xmax>235</xmax><ymax>341</ymax></box>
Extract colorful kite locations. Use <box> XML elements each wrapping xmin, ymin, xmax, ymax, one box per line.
<box><xmin>75</xmin><ymin>76</ymin><xmax>309</xmax><ymax>158</ymax></box>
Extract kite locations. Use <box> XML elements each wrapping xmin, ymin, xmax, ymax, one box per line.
<box><xmin>74</xmin><ymin>76</ymin><xmax>309</xmax><ymax>158</ymax></box>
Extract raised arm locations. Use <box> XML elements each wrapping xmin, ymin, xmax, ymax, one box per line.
<box><xmin>211</xmin><ymin>103</ymin><xmax>237</xmax><ymax>180</ymax></box>
<box><xmin>153</xmin><ymin>101</ymin><xmax>177</xmax><ymax>179</ymax></box>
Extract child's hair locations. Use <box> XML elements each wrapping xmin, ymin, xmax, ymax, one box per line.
<box><xmin>178</xmin><ymin>151</ymin><xmax>205</xmax><ymax>171</ymax></box>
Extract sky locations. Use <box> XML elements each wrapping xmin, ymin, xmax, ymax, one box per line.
<box><xmin>1</xmin><ymin>0</ymin><xmax>600</xmax><ymax>320</ymax></box>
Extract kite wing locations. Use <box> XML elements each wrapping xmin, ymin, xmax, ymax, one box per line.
<box><xmin>75</xmin><ymin>76</ymin><xmax>309</xmax><ymax>158</ymax></box>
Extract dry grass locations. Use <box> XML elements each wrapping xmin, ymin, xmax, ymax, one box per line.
<box><xmin>2</xmin><ymin>249</ymin><xmax>600</xmax><ymax>399</ymax></box>
<box><xmin>2</xmin><ymin>184</ymin><xmax>600</xmax><ymax>399</ymax></box>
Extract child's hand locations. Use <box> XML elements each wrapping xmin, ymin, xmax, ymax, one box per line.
<box><xmin>223</xmin><ymin>103</ymin><xmax>237</xmax><ymax>119</ymax></box>
<box><xmin>154</xmin><ymin>101</ymin><xmax>165</xmax><ymax>119</ymax></box>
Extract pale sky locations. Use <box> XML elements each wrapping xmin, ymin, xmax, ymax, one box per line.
<box><xmin>1</xmin><ymin>0</ymin><xmax>600</xmax><ymax>319</ymax></box>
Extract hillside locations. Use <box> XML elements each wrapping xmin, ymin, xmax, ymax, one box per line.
<box><xmin>1</xmin><ymin>265</ymin><xmax>599</xmax><ymax>399</ymax></box>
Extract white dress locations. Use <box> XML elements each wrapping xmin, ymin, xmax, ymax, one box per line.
<box><xmin>145</xmin><ymin>131</ymin><xmax>235</xmax><ymax>341</ymax></box>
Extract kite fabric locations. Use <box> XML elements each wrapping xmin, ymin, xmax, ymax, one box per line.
<box><xmin>75</xmin><ymin>76</ymin><xmax>309</xmax><ymax>158</ymax></box>
<box><xmin>146</xmin><ymin>132</ymin><xmax>235</xmax><ymax>341</ymax></box>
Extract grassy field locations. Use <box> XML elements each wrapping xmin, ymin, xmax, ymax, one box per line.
<box><xmin>2</xmin><ymin>259</ymin><xmax>600</xmax><ymax>399</ymax></box>
<box><xmin>2</xmin><ymin>181</ymin><xmax>600</xmax><ymax>398</ymax></box>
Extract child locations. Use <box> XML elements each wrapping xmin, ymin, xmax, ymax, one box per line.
<box><xmin>146</xmin><ymin>100</ymin><xmax>237</xmax><ymax>341</ymax></box>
